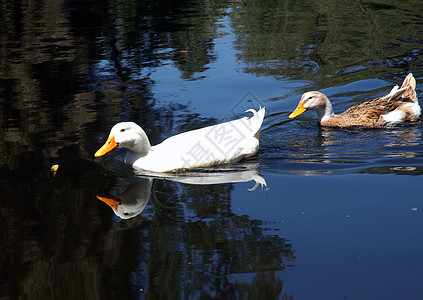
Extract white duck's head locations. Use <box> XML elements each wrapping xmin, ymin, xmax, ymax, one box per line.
<box><xmin>289</xmin><ymin>91</ymin><xmax>334</xmax><ymax>123</ymax></box>
<box><xmin>95</xmin><ymin>122</ymin><xmax>152</xmax><ymax>157</ymax></box>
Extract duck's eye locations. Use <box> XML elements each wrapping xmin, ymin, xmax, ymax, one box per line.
<box><xmin>120</xmin><ymin>128</ymin><xmax>126</xmax><ymax>132</ymax></box>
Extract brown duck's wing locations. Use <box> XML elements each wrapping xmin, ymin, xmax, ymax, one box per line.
<box><xmin>340</xmin><ymin>86</ymin><xmax>414</xmax><ymax>121</ymax></box>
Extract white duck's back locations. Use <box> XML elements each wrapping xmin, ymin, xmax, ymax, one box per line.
<box><xmin>133</xmin><ymin>107</ymin><xmax>265</xmax><ymax>172</ymax></box>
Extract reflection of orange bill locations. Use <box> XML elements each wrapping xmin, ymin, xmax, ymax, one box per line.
<box><xmin>96</xmin><ymin>194</ymin><xmax>120</xmax><ymax>212</ymax></box>
<box><xmin>289</xmin><ymin>102</ymin><xmax>306</xmax><ymax>118</ymax></box>
<box><xmin>95</xmin><ymin>136</ymin><xmax>118</xmax><ymax>157</ymax></box>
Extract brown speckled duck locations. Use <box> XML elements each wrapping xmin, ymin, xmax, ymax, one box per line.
<box><xmin>289</xmin><ymin>73</ymin><xmax>421</xmax><ymax>127</ymax></box>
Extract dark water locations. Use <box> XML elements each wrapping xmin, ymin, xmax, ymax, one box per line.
<box><xmin>1</xmin><ymin>0</ymin><xmax>423</xmax><ymax>299</ymax></box>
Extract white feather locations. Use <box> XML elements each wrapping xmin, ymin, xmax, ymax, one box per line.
<box><xmin>409</xmin><ymin>102</ymin><xmax>422</xmax><ymax>117</ymax></box>
<box><xmin>382</xmin><ymin>110</ymin><xmax>406</xmax><ymax>123</ymax></box>
<box><xmin>387</xmin><ymin>84</ymin><xmax>399</xmax><ymax>96</ymax></box>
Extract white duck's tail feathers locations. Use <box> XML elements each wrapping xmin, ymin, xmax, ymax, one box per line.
<box><xmin>245</xmin><ymin>106</ymin><xmax>266</xmax><ymax>120</ymax></box>
<box><xmin>247</xmin><ymin>174</ymin><xmax>267</xmax><ymax>191</ymax></box>
<box><xmin>243</xmin><ymin>107</ymin><xmax>265</xmax><ymax>138</ymax></box>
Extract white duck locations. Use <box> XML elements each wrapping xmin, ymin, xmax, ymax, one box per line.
<box><xmin>95</xmin><ymin>107</ymin><xmax>265</xmax><ymax>172</ymax></box>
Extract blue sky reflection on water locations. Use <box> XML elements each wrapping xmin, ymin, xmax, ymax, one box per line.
<box><xmin>148</xmin><ymin>11</ymin><xmax>300</xmax><ymax>119</ymax></box>
<box><xmin>231</xmin><ymin>174</ymin><xmax>423</xmax><ymax>299</ymax></box>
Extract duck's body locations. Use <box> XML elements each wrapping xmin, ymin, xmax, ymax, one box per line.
<box><xmin>95</xmin><ymin>107</ymin><xmax>265</xmax><ymax>172</ymax></box>
<box><xmin>289</xmin><ymin>73</ymin><xmax>421</xmax><ymax>127</ymax></box>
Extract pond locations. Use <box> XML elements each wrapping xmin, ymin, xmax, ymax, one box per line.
<box><xmin>1</xmin><ymin>0</ymin><xmax>423</xmax><ymax>299</ymax></box>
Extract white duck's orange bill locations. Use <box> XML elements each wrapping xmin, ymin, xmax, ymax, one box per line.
<box><xmin>95</xmin><ymin>135</ymin><xmax>118</xmax><ymax>157</ymax></box>
<box><xmin>96</xmin><ymin>194</ymin><xmax>120</xmax><ymax>212</ymax></box>
<box><xmin>289</xmin><ymin>103</ymin><xmax>306</xmax><ymax>118</ymax></box>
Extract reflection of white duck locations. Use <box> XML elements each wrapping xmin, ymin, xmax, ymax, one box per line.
<box><xmin>98</xmin><ymin>167</ymin><xmax>267</xmax><ymax>219</ymax></box>
<box><xmin>95</xmin><ymin>108</ymin><xmax>265</xmax><ymax>172</ymax></box>
<box><xmin>154</xmin><ymin>168</ymin><xmax>267</xmax><ymax>191</ymax></box>
<box><xmin>97</xmin><ymin>178</ymin><xmax>152</xmax><ymax>219</ymax></box>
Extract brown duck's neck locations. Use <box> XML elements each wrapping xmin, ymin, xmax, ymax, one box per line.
<box><xmin>317</xmin><ymin>98</ymin><xmax>335</xmax><ymax>124</ymax></box>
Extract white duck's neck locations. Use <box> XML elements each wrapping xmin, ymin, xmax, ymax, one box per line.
<box><xmin>124</xmin><ymin>130</ymin><xmax>152</xmax><ymax>164</ymax></box>
<box><xmin>316</xmin><ymin>97</ymin><xmax>335</xmax><ymax>123</ymax></box>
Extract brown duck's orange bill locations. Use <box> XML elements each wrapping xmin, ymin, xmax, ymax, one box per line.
<box><xmin>289</xmin><ymin>103</ymin><xmax>307</xmax><ymax>118</ymax></box>
<box><xmin>96</xmin><ymin>194</ymin><xmax>120</xmax><ymax>212</ymax></box>
<box><xmin>95</xmin><ymin>135</ymin><xmax>118</xmax><ymax>157</ymax></box>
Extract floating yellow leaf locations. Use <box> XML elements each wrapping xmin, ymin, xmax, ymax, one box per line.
<box><xmin>51</xmin><ymin>164</ymin><xmax>59</xmax><ymax>177</ymax></box>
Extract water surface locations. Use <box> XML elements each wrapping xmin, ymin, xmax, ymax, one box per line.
<box><xmin>1</xmin><ymin>0</ymin><xmax>423</xmax><ymax>299</ymax></box>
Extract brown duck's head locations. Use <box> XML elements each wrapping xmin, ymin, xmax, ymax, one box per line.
<box><xmin>289</xmin><ymin>91</ymin><xmax>331</xmax><ymax>119</ymax></box>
